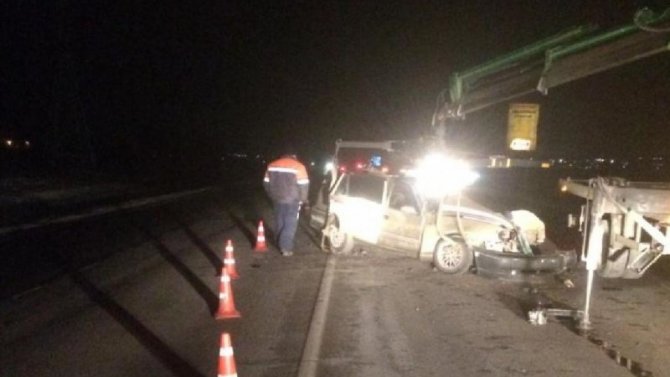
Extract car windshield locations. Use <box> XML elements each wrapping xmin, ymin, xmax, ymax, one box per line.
<box><xmin>395</xmin><ymin>177</ymin><xmax>425</xmax><ymax>210</ymax></box>
<box><xmin>348</xmin><ymin>174</ymin><xmax>385</xmax><ymax>203</ymax></box>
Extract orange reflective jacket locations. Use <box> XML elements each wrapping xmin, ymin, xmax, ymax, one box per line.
<box><xmin>263</xmin><ymin>156</ymin><xmax>309</xmax><ymax>203</ymax></box>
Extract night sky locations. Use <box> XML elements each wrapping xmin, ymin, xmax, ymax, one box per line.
<box><xmin>2</xmin><ymin>0</ymin><xmax>669</xmax><ymax>174</ymax></box>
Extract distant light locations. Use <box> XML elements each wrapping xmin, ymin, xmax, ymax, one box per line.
<box><xmin>24</xmin><ymin>140</ymin><xmax>30</xmax><ymax>147</ymax></box>
<box><xmin>381</xmin><ymin>166</ymin><xmax>389</xmax><ymax>173</ymax></box>
<box><xmin>541</xmin><ymin>162</ymin><xmax>551</xmax><ymax>169</ymax></box>
<box><xmin>560</xmin><ymin>185</ymin><xmax>568</xmax><ymax>192</ymax></box>
<box><xmin>5</xmin><ymin>139</ymin><xmax>13</xmax><ymax>147</ymax></box>
<box><xmin>370</xmin><ymin>154</ymin><xmax>382</xmax><ymax>167</ymax></box>
<box><xmin>355</xmin><ymin>161</ymin><xmax>365</xmax><ymax>170</ymax></box>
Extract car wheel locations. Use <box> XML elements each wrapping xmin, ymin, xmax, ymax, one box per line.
<box><xmin>433</xmin><ymin>237</ymin><xmax>473</xmax><ymax>274</ymax></box>
<box><xmin>327</xmin><ymin>216</ymin><xmax>354</xmax><ymax>254</ymax></box>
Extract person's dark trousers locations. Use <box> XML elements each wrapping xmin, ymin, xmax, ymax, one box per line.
<box><xmin>275</xmin><ymin>201</ymin><xmax>300</xmax><ymax>253</ymax></box>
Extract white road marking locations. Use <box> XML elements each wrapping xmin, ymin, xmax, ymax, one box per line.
<box><xmin>297</xmin><ymin>254</ymin><xmax>337</xmax><ymax>377</ymax></box>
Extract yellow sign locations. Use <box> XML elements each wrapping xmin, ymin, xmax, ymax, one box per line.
<box><xmin>507</xmin><ymin>103</ymin><xmax>539</xmax><ymax>151</ymax></box>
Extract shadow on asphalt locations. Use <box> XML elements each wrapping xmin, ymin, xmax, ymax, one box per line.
<box><xmin>298</xmin><ymin>218</ymin><xmax>322</xmax><ymax>249</ymax></box>
<box><xmin>225</xmin><ymin>210</ymin><xmax>279</xmax><ymax>251</ymax></box>
<box><xmin>44</xmin><ymin>248</ymin><xmax>206</xmax><ymax>377</ymax></box>
<box><xmin>225</xmin><ymin>210</ymin><xmax>255</xmax><ymax>246</ymax></box>
<box><xmin>495</xmin><ymin>285</ymin><xmax>564</xmax><ymax>320</ymax></box>
<box><xmin>135</xmin><ymin>223</ymin><xmax>219</xmax><ymax>315</ymax></box>
<box><xmin>166</xmin><ymin>208</ymin><xmax>223</xmax><ymax>275</ymax></box>
<box><xmin>210</xmin><ymin>191</ymin><xmax>281</xmax><ymax>249</ymax></box>
<box><xmin>69</xmin><ymin>271</ymin><xmax>206</xmax><ymax>377</ymax></box>
<box><xmin>496</xmin><ymin>286</ymin><xmax>655</xmax><ymax>377</ymax></box>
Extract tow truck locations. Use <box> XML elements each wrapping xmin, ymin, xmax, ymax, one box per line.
<box><xmin>429</xmin><ymin>6</ymin><xmax>669</xmax><ymax>329</ymax></box>
<box><xmin>314</xmin><ymin>7</ymin><xmax>670</xmax><ymax>328</ymax></box>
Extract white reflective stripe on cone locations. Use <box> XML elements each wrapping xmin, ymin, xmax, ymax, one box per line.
<box><xmin>224</xmin><ymin>258</ymin><xmax>236</xmax><ymax>264</ymax></box>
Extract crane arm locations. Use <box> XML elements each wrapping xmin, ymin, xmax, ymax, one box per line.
<box><xmin>433</xmin><ymin>7</ymin><xmax>670</xmax><ymax>128</ymax></box>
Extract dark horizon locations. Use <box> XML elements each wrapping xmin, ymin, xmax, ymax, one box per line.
<box><xmin>2</xmin><ymin>1</ymin><xmax>669</xmax><ymax>177</ymax></box>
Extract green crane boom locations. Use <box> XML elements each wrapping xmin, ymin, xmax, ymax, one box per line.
<box><xmin>433</xmin><ymin>7</ymin><xmax>670</xmax><ymax>130</ymax></box>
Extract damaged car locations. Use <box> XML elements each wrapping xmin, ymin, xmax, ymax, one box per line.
<box><xmin>309</xmin><ymin>147</ymin><xmax>576</xmax><ymax>278</ymax></box>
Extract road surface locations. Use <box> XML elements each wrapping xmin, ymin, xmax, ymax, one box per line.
<box><xmin>2</xmin><ymin>173</ymin><xmax>670</xmax><ymax>376</ymax></box>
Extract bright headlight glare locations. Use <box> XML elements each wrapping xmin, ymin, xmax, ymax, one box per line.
<box><xmin>324</xmin><ymin>161</ymin><xmax>334</xmax><ymax>173</ymax></box>
<box><xmin>408</xmin><ymin>154</ymin><xmax>479</xmax><ymax>198</ymax></box>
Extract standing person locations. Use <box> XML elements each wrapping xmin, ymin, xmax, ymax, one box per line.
<box><xmin>263</xmin><ymin>149</ymin><xmax>310</xmax><ymax>256</ymax></box>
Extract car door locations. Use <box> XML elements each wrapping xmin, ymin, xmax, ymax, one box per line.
<box><xmin>330</xmin><ymin>173</ymin><xmax>386</xmax><ymax>244</ymax></box>
<box><xmin>379</xmin><ymin>180</ymin><xmax>423</xmax><ymax>252</ymax></box>
<box><xmin>309</xmin><ymin>175</ymin><xmax>335</xmax><ymax>230</ymax></box>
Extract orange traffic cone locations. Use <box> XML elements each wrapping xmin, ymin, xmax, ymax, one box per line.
<box><xmin>223</xmin><ymin>240</ymin><xmax>239</xmax><ymax>279</ymax></box>
<box><xmin>215</xmin><ymin>269</ymin><xmax>241</xmax><ymax>319</ymax></box>
<box><xmin>254</xmin><ymin>220</ymin><xmax>268</xmax><ymax>252</ymax></box>
<box><xmin>217</xmin><ymin>332</ymin><xmax>238</xmax><ymax>377</ymax></box>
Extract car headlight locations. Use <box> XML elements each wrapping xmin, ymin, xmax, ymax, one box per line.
<box><xmin>408</xmin><ymin>153</ymin><xmax>479</xmax><ymax>198</ymax></box>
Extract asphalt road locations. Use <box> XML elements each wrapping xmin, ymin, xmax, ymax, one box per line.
<box><xmin>2</xmin><ymin>173</ymin><xmax>670</xmax><ymax>376</ymax></box>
